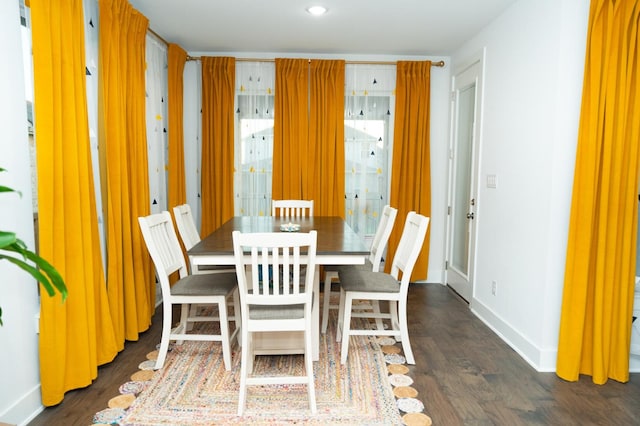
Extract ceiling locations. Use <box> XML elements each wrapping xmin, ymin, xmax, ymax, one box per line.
<box><xmin>128</xmin><ymin>0</ymin><xmax>518</xmax><ymax>57</ymax></box>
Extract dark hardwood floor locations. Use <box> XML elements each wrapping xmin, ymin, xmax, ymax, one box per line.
<box><xmin>29</xmin><ymin>283</ymin><xmax>640</xmax><ymax>425</ymax></box>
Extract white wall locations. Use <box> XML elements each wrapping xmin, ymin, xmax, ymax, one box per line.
<box><xmin>0</xmin><ymin>1</ymin><xmax>44</xmax><ymax>424</ymax></box>
<box><xmin>452</xmin><ymin>0</ymin><xmax>589</xmax><ymax>371</ymax></box>
<box><xmin>182</xmin><ymin>52</ymin><xmax>451</xmax><ymax>284</ymax></box>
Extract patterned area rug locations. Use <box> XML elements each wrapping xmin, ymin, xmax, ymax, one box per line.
<box><xmin>93</xmin><ymin>310</ymin><xmax>432</xmax><ymax>426</ymax></box>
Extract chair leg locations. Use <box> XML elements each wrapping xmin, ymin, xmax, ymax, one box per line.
<box><xmin>304</xmin><ymin>322</ymin><xmax>317</xmax><ymax>414</ymax></box>
<box><xmin>219</xmin><ymin>299</ymin><xmax>232</xmax><ymax>371</ymax></box>
<box><xmin>340</xmin><ymin>294</ymin><xmax>353</xmax><ymax>365</ymax></box>
<box><xmin>389</xmin><ymin>300</ymin><xmax>400</xmax><ymax>338</ymax></box>
<box><xmin>154</xmin><ymin>301</ymin><xmax>173</xmax><ymax>370</ymax></box>
<box><xmin>398</xmin><ymin>299</ymin><xmax>415</xmax><ymax>364</ymax></box>
<box><xmin>321</xmin><ymin>271</ymin><xmax>336</xmax><ymax>334</ymax></box>
<box><xmin>371</xmin><ymin>300</ymin><xmax>385</xmax><ymax>331</ymax></box>
<box><xmin>238</xmin><ymin>327</ymin><xmax>250</xmax><ymax>416</ymax></box>
<box><xmin>232</xmin><ymin>288</ymin><xmax>242</xmax><ymax>347</ymax></box>
<box><xmin>336</xmin><ymin>288</ymin><xmax>346</xmax><ymax>342</ymax></box>
<box><xmin>187</xmin><ymin>304</ymin><xmax>198</xmax><ymax>331</ymax></box>
<box><xmin>176</xmin><ymin>303</ymin><xmax>190</xmax><ymax>345</ymax></box>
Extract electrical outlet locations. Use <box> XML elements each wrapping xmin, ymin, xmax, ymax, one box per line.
<box><xmin>491</xmin><ymin>280</ymin><xmax>498</xmax><ymax>296</ymax></box>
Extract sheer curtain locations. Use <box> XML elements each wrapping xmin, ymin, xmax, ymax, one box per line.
<box><xmin>145</xmin><ymin>35</ymin><xmax>168</xmax><ymax>215</ymax></box>
<box><xmin>344</xmin><ymin>64</ymin><xmax>395</xmax><ymax>241</ymax></box>
<box><xmin>234</xmin><ymin>61</ymin><xmax>275</xmax><ymax>216</ymax></box>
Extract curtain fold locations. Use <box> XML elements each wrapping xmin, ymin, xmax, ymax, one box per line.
<box><xmin>273</xmin><ymin>58</ymin><xmax>309</xmax><ymax>201</ymax></box>
<box><xmin>556</xmin><ymin>0</ymin><xmax>640</xmax><ymax>384</ymax></box>
<box><xmin>309</xmin><ymin>60</ymin><xmax>345</xmax><ymax>216</ymax></box>
<box><xmin>201</xmin><ymin>56</ymin><xmax>235</xmax><ymax>235</ymax></box>
<box><xmin>167</xmin><ymin>43</ymin><xmax>187</xmax><ymax>210</ymax></box>
<box><xmin>99</xmin><ymin>0</ymin><xmax>153</xmax><ymax>342</ymax></box>
<box><xmin>31</xmin><ymin>0</ymin><xmax>118</xmax><ymax>405</ymax></box>
<box><xmin>387</xmin><ymin>61</ymin><xmax>432</xmax><ymax>281</ymax></box>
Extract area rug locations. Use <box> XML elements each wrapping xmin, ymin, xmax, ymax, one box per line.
<box><xmin>93</xmin><ymin>310</ymin><xmax>432</xmax><ymax>426</ymax></box>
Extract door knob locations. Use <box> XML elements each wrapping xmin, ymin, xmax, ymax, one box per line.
<box><xmin>466</xmin><ymin>212</ymin><xmax>475</xmax><ymax>219</ymax></box>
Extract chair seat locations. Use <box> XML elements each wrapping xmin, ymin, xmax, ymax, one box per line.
<box><xmin>171</xmin><ymin>272</ymin><xmax>237</xmax><ymax>297</ymax></box>
<box><xmin>248</xmin><ymin>304</ymin><xmax>305</xmax><ymax>320</ymax></box>
<box><xmin>338</xmin><ymin>269</ymin><xmax>400</xmax><ymax>293</ymax></box>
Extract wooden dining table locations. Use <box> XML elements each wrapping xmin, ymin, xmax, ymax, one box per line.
<box><xmin>188</xmin><ymin>216</ymin><xmax>369</xmax><ymax>361</ymax></box>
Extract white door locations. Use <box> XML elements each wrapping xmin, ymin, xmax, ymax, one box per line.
<box><xmin>446</xmin><ymin>58</ymin><xmax>483</xmax><ymax>302</ymax></box>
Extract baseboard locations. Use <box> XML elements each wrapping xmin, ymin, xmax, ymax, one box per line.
<box><xmin>470</xmin><ymin>297</ymin><xmax>557</xmax><ymax>372</ymax></box>
<box><xmin>0</xmin><ymin>384</ymin><xmax>43</xmax><ymax>426</ymax></box>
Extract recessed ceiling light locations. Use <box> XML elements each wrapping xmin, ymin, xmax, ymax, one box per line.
<box><xmin>306</xmin><ymin>6</ymin><xmax>328</xmax><ymax>16</ymax></box>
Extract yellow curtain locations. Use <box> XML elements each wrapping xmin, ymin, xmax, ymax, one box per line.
<box><xmin>273</xmin><ymin>58</ymin><xmax>309</xmax><ymax>201</ymax></box>
<box><xmin>201</xmin><ymin>57</ymin><xmax>235</xmax><ymax>235</ymax></box>
<box><xmin>309</xmin><ymin>60</ymin><xmax>346</xmax><ymax>216</ymax></box>
<box><xmin>31</xmin><ymin>0</ymin><xmax>118</xmax><ymax>406</ymax></box>
<box><xmin>99</xmin><ymin>0</ymin><xmax>154</xmax><ymax>342</ymax></box>
<box><xmin>556</xmin><ymin>0</ymin><xmax>640</xmax><ymax>384</ymax></box>
<box><xmin>167</xmin><ymin>43</ymin><xmax>187</xmax><ymax>210</ymax></box>
<box><xmin>387</xmin><ymin>61</ymin><xmax>432</xmax><ymax>281</ymax></box>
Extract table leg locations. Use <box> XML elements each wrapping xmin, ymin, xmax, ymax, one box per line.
<box><xmin>312</xmin><ymin>264</ymin><xmax>320</xmax><ymax>361</ymax></box>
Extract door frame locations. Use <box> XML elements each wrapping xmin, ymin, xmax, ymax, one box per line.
<box><xmin>444</xmin><ymin>49</ymin><xmax>485</xmax><ymax>302</ymax></box>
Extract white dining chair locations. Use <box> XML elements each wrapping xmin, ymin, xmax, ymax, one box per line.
<box><xmin>321</xmin><ymin>205</ymin><xmax>398</xmax><ymax>334</ymax></box>
<box><xmin>271</xmin><ymin>199</ymin><xmax>314</xmax><ymax>218</ymax></box>
<box><xmin>138</xmin><ymin>211</ymin><xmax>240</xmax><ymax>371</ymax></box>
<box><xmin>336</xmin><ymin>211</ymin><xmax>429</xmax><ymax>365</ymax></box>
<box><xmin>173</xmin><ymin>204</ymin><xmax>235</xmax><ymax>275</ymax></box>
<box><xmin>232</xmin><ymin>230</ymin><xmax>318</xmax><ymax>415</ymax></box>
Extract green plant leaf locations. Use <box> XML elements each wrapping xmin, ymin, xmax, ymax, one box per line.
<box><xmin>0</xmin><ymin>253</ymin><xmax>64</xmax><ymax>298</ymax></box>
<box><xmin>0</xmin><ymin>231</ymin><xmax>18</xmax><ymax>249</ymax></box>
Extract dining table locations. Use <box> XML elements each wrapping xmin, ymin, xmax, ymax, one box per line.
<box><xmin>188</xmin><ymin>215</ymin><xmax>370</xmax><ymax>361</ymax></box>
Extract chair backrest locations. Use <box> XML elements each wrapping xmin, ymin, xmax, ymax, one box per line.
<box><xmin>138</xmin><ymin>211</ymin><xmax>189</xmax><ymax>296</ymax></box>
<box><xmin>271</xmin><ymin>199</ymin><xmax>314</xmax><ymax>218</ymax></box>
<box><xmin>368</xmin><ymin>205</ymin><xmax>398</xmax><ymax>272</ymax></box>
<box><xmin>232</xmin><ymin>231</ymin><xmax>317</xmax><ymax>310</ymax></box>
<box><xmin>390</xmin><ymin>212</ymin><xmax>430</xmax><ymax>287</ymax></box>
<box><xmin>172</xmin><ymin>204</ymin><xmax>201</xmax><ymax>250</ymax></box>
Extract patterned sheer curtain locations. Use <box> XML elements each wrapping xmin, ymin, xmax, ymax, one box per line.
<box><xmin>344</xmin><ymin>64</ymin><xmax>396</xmax><ymax>242</ymax></box>
<box><xmin>84</xmin><ymin>0</ymin><xmax>106</xmax><ymax>263</ymax></box>
<box><xmin>145</xmin><ymin>35</ymin><xmax>168</xmax><ymax>215</ymax></box>
<box><xmin>234</xmin><ymin>61</ymin><xmax>275</xmax><ymax>216</ymax></box>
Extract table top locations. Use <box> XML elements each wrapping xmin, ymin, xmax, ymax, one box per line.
<box><xmin>188</xmin><ymin>216</ymin><xmax>369</xmax><ymax>256</ymax></box>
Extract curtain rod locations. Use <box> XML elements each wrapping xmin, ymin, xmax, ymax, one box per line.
<box><xmin>145</xmin><ymin>28</ymin><xmax>444</xmax><ymax>68</ymax></box>
<box><xmin>186</xmin><ymin>56</ymin><xmax>445</xmax><ymax>67</ymax></box>
<box><xmin>148</xmin><ymin>28</ymin><xmax>169</xmax><ymax>46</ymax></box>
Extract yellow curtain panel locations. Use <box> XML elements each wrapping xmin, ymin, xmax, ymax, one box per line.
<box><xmin>31</xmin><ymin>0</ymin><xmax>118</xmax><ymax>405</ymax></box>
<box><xmin>388</xmin><ymin>61</ymin><xmax>432</xmax><ymax>281</ymax></box>
<box><xmin>99</xmin><ymin>0</ymin><xmax>154</xmax><ymax>342</ymax></box>
<box><xmin>201</xmin><ymin>57</ymin><xmax>235</xmax><ymax>235</ymax></box>
<box><xmin>556</xmin><ymin>0</ymin><xmax>640</xmax><ymax>384</ymax></box>
<box><xmin>168</xmin><ymin>43</ymin><xmax>187</xmax><ymax>210</ymax></box>
<box><xmin>309</xmin><ymin>60</ymin><xmax>346</xmax><ymax>216</ymax></box>
<box><xmin>273</xmin><ymin>58</ymin><xmax>310</xmax><ymax>201</ymax></box>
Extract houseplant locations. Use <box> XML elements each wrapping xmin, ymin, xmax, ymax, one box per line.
<box><xmin>0</xmin><ymin>167</ymin><xmax>67</xmax><ymax>325</ymax></box>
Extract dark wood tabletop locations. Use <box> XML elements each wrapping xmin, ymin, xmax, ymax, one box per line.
<box><xmin>189</xmin><ymin>216</ymin><xmax>369</xmax><ymax>257</ymax></box>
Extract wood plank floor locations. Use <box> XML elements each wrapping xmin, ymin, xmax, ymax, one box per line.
<box><xmin>29</xmin><ymin>283</ymin><xmax>640</xmax><ymax>425</ymax></box>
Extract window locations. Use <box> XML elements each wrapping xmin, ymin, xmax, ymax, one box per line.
<box><xmin>232</xmin><ymin>62</ymin><xmax>396</xmax><ymax>237</ymax></box>
<box><xmin>234</xmin><ymin>62</ymin><xmax>275</xmax><ymax>216</ymax></box>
